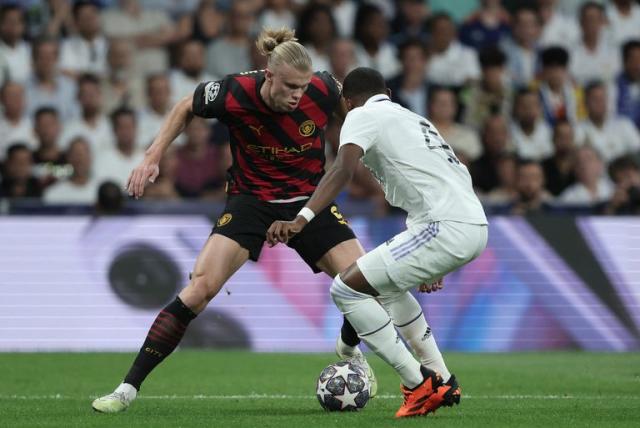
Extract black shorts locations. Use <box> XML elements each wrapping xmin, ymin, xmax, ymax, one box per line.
<box><xmin>211</xmin><ymin>194</ymin><xmax>356</xmax><ymax>273</ymax></box>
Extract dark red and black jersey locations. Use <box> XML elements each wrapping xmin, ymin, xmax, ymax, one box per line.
<box><xmin>192</xmin><ymin>70</ymin><xmax>342</xmax><ymax>201</ymax></box>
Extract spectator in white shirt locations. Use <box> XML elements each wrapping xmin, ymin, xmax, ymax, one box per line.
<box><xmin>570</xmin><ymin>2</ymin><xmax>620</xmax><ymax>85</ymax></box>
<box><xmin>0</xmin><ymin>81</ymin><xmax>36</xmax><ymax>160</ymax></box>
<box><xmin>511</xmin><ymin>88</ymin><xmax>554</xmax><ymax>161</ymax></box>
<box><xmin>331</xmin><ymin>0</ymin><xmax>357</xmax><ymax>38</ymax></box>
<box><xmin>501</xmin><ymin>7</ymin><xmax>541</xmax><ymax>88</ymax></box>
<box><xmin>95</xmin><ymin>107</ymin><xmax>144</xmax><ymax>189</ymax></box>
<box><xmin>25</xmin><ymin>37</ymin><xmax>77</xmax><ymax>121</ymax></box>
<box><xmin>576</xmin><ymin>81</ymin><xmax>640</xmax><ymax>163</ymax></box>
<box><xmin>259</xmin><ymin>0</ymin><xmax>296</xmax><ymax>33</ymax></box>
<box><xmin>101</xmin><ymin>39</ymin><xmax>145</xmax><ymax>114</ymax></box>
<box><xmin>559</xmin><ymin>145</ymin><xmax>614</xmax><ymax>205</ymax></box>
<box><xmin>606</xmin><ymin>0</ymin><xmax>640</xmax><ymax>46</ymax></box>
<box><xmin>428</xmin><ymin>86</ymin><xmax>482</xmax><ymax>164</ymax></box>
<box><xmin>329</xmin><ymin>38</ymin><xmax>357</xmax><ymax>83</ymax></box>
<box><xmin>297</xmin><ymin>3</ymin><xmax>337</xmax><ymax>73</ymax></box>
<box><xmin>102</xmin><ymin>0</ymin><xmax>178</xmax><ymax>76</ymax></box>
<box><xmin>353</xmin><ymin>4</ymin><xmax>400</xmax><ymax>79</ymax></box>
<box><xmin>427</xmin><ymin>13</ymin><xmax>480</xmax><ymax>87</ymax></box>
<box><xmin>59</xmin><ymin>74</ymin><xmax>113</xmax><ymax>153</ymax></box>
<box><xmin>170</xmin><ymin>39</ymin><xmax>217</xmax><ymax>105</ymax></box>
<box><xmin>0</xmin><ymin>5</ymin><xmax>30</xmax><ymax>84</ymax></box>
<box><xmin>537</xmin><ymin>0</ymin><xmax>579</xmax><ymax>49</ymax></box>
<box><xmin>138</xmin><ymin>73</ymin><xmax>174</xmax><ymax>149</ymax></box>
<box><xmin>205</xmin><ymin>0</ymin><xmax>254</xmax><ymax>79</ymax></box>
<box><xmin>59</xmin><ymin>1</ymin><xmax>108</xmax><ymax>78</ymax></box>
<box><xmin>44</xmin><ymin>137</ymin><xmax>99</xmax><ymax>205</ymax></box>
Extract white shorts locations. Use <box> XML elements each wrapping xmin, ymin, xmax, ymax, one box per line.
<box><xmin>356</xmin><ymin>221</ymin><xmax>488</xmax><ymax>295</ymax></box>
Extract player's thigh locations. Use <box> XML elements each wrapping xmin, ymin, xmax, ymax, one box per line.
<box><xmin>357</xmin><ymin>222</ymin><xmax>487</xmax><ymax>295</ymax></box>
<box><xmin>289</xmin><ymin>202</ymin><xmax>359</xmax><ymax>274</ymax></box>
<box><xmin>179</xmin><ymin>234</ymin><xmax>249</xmax><ymax>313</ymax></box>
<box><xmin>315</xmin><ymin>238</ymin><xmax>366</xmax><ymax>277</ymax></box>
<box><xmin>212</xmin><ymin>194</ymin><xmax>273</xmax><ymax>263</ymax></box>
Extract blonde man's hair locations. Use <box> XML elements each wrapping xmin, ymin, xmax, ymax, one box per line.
<box><xmin>255</xmin><ymin>27</ymin><xmax>312</xmax><ymax>71</ymax></box>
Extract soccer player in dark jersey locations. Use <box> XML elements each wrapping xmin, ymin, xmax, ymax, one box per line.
<box><xmin>92</xmin><ymin>28</ymin><xmax>438</xmax><ymax>413</ymax></box>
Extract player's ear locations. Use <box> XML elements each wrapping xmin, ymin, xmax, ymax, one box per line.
<box><xmin>265</xmin><ymin>68</ymin><xmax>273</xmax><ymax>82</ymax></box>
<box><xmin>345</xmin><ymin>98</ymin><xmax>354</xmax><ymax>111</ymax></box>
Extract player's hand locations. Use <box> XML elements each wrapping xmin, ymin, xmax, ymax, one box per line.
<box><xmin>266</xmin><ymin>217</ymin><xmax>307</xmax><ymax>247</ymax></box>
<box><xmin>126</xmin><ymin>157</ymin><xmax>160</xmax><ymax>199</ymax></box>
<box><xmin>418</xmin><ymin>278</ymin><xmax>444</xmax><ymax>293</ymax></box>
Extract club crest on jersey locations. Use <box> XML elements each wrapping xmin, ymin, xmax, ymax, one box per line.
<box><xmin>217</xmin><ymin>213</ymin><xmax>232</xmax><ymax>227</ymax></box>
<box><xmin>204</xmin><ymin>81</ymin><xmax>220</xmax><ymax>104</ymax></box>
<box><xmin>299</xmin><ymin>120</ymin><xmax>315</xmax><ymax>137</ymax></box>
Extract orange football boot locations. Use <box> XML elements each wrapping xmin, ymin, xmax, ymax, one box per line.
<box><xmin>395</xmin><ymin>366</ymin><xmax>443</xmax><ymax>418</ymax></box>
<box><xmin>397</xmin><ymin>372</ymin><xmax>461</xmax><ymax>417</ymax></box>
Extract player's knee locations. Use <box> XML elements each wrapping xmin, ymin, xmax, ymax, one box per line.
<box><xmin>190</xmin><ymin>272</ymin><xmax>222</xmax><ymax>303</ymax></box>
<box><xmin>330</xmin><ymin>275</ymin><xmax>366</xmax><ymax>311</ymax></box>
<box><xmin>376</xmin><ymin>290</ymin><xmax>405</xmax><ymax>307</ymax></box>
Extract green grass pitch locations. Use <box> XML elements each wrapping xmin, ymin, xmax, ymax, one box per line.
<box><xmin>0</xmin><ymin>351</ymin><xmax>639</xmax><ymax>427</ymax></box>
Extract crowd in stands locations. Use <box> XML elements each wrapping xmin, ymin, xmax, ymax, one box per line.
<box><xmin>0</xmin><ymin>0</ymin><xmax>639</xmax><ymax>216</ymax></box>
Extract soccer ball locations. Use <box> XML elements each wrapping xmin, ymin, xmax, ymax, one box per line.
<box><xmin>316</xmin><ymin>360</ymin><xmax>370</xmax><ymax>411</ymax></box>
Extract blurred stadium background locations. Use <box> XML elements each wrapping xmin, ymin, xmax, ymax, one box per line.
<box><xmin>0</xmin><ymin>0</ymin><xmax>639</xmax><ymax>426</ymax></box>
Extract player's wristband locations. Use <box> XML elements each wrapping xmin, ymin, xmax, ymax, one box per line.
<box><xmin>297</xmin><ymin>207</ymin><xmax>316</xmax><ymax>223</ymax></box>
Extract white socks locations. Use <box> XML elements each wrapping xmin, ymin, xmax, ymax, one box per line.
<box><xmin>330</xmin><ymin>275</ymin><xmax>423</xmax><ymax>388</ymax></box>
<box><xmin>336</xmin><ymin>336</ymin><xmax>360</xmax><ymax>357</ymax></box>
<box><xmin>379</xmin><ymin>291</ymin><xmax>451</xmax><ymax>382</ymax></box>
<box><xmin>115</xmin><ymin>383</ymin><xmax>137</xmax><ymax>401</ymax></box>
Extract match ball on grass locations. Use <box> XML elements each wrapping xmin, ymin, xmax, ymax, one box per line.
<box><xmin>316</xmin><ymin>360</ymin><xmax>370</xmax><ymax>411</ymax></box>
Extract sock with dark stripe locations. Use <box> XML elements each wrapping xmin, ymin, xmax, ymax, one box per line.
<box><xmin>124</xmin><ymin>297</ymin><xmax>197</xmax><ymax>390</ymax></box>
<box><xmin>379</xmin><ymin>291</ymin><xmax>451</xmax><ymax>382</ymax></box>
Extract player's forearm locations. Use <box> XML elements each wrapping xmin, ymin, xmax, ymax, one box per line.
<box><xmin>304</xmin><ymin>166</ymin><xmax>354</xmax><ymax>216</ymax></box>
<box><xmin>145</xmin><ymin>96</ymin><xmax>194</xmax><ymax>160</ymax></box>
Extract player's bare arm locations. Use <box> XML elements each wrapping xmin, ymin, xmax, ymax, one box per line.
<box><xmin>332</xmin><ymin>97</ymin><xmax>349</xmax><ymax>123</ymax></box>
<box><xmin>126</xmin><ymin>95</ymin><xmax>195</xmax><ymax>199</ymax></box>
<box><xmin>266</xmin><ymin>143</ymin><xmax>364</xmax><ymax>246</ymax></box>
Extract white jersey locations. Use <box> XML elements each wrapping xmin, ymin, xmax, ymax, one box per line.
<box><xmin>339</xmin><ymin>94</ymin><xmax>488</xmax><ymax>228</ymax></box>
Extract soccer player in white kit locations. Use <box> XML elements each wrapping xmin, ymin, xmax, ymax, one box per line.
<box><xmin>267</xmin><ymin>67</ymin><xmax>488</xmax><ymax>418</ymax></box>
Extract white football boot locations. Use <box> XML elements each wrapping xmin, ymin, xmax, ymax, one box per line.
<box><xmin>92</xmin><ymin>383</ymin><xmax>137</xmax><ymax>413</ymax></box>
